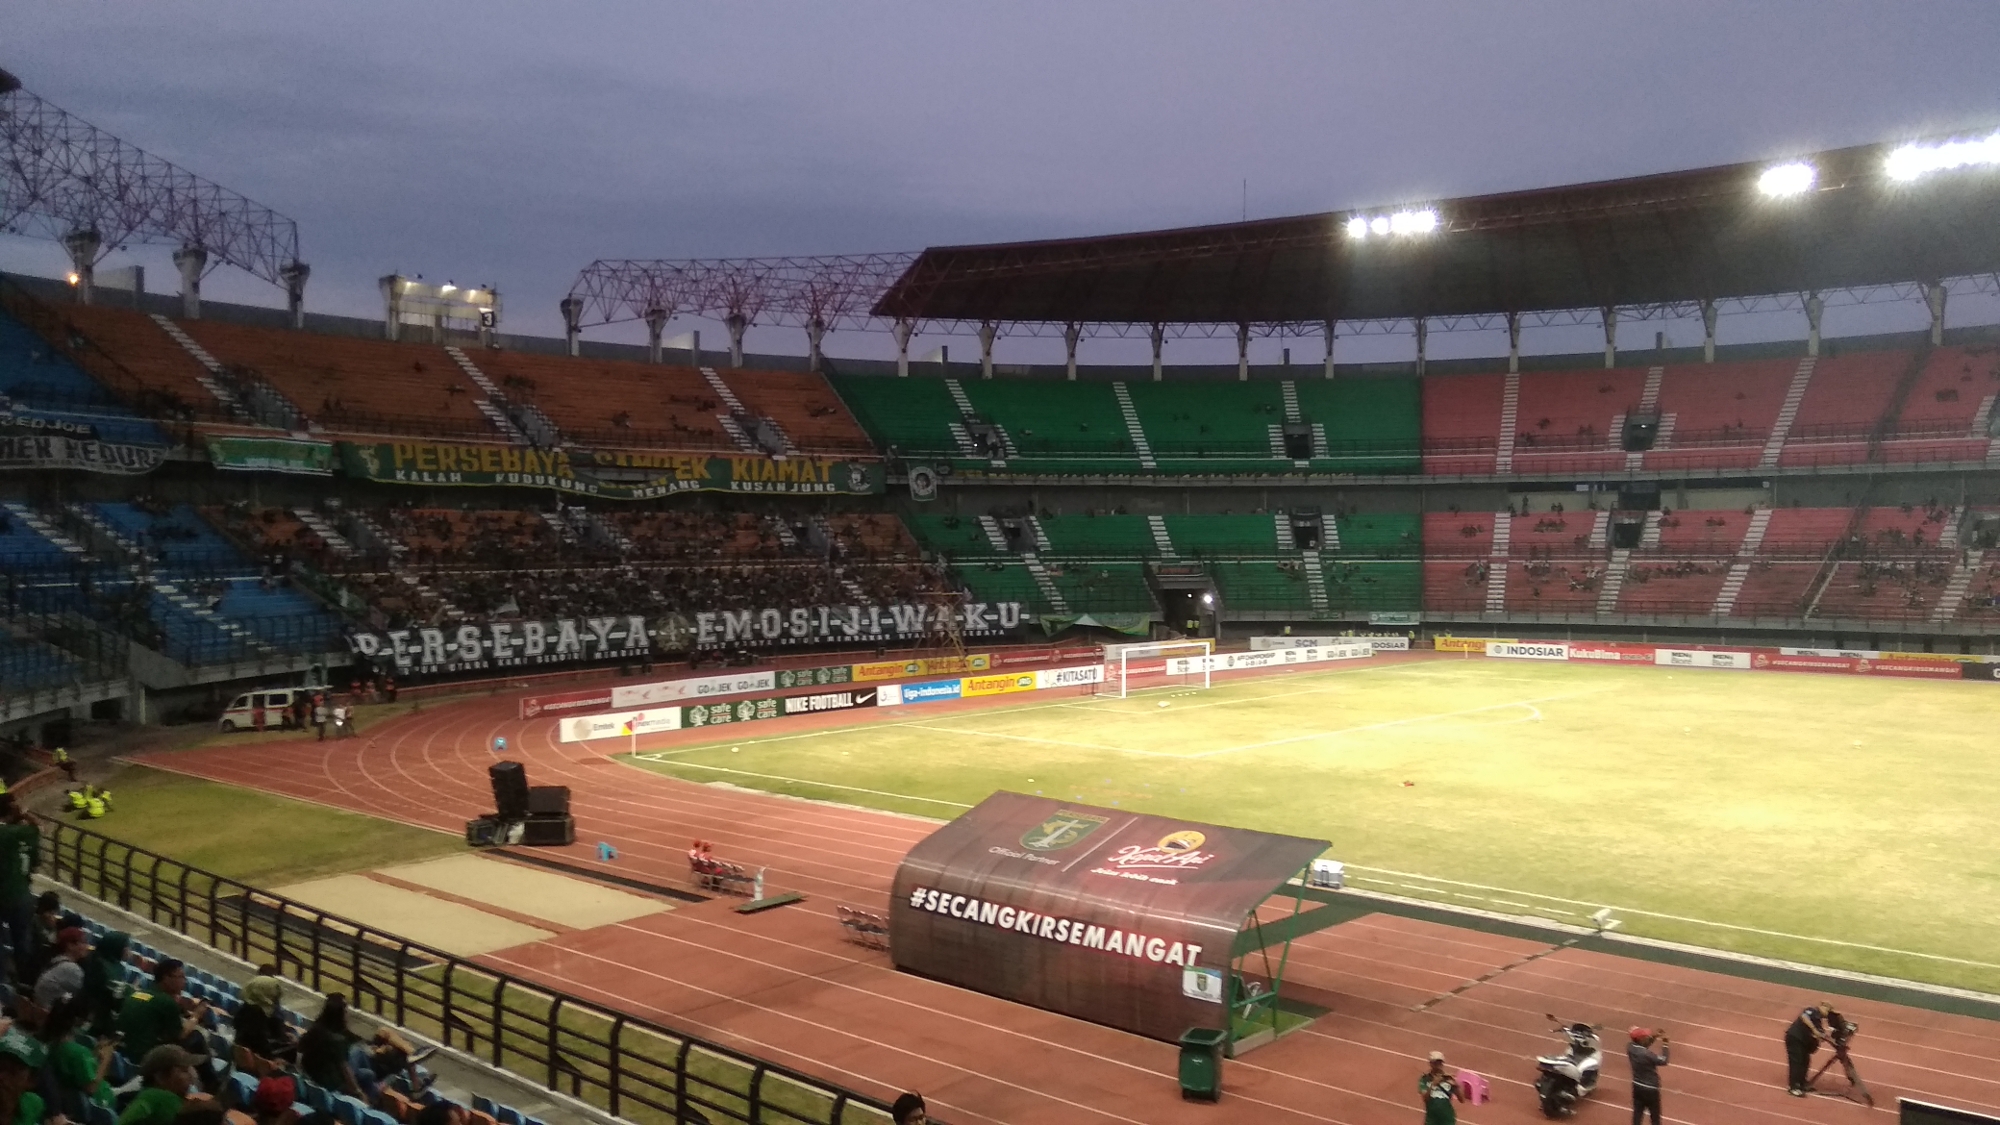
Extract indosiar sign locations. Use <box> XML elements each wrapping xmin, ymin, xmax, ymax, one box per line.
<box><xmin>338</xmin><ymin>441</ymin><xmax>884</xmax><ymax>498</ymax></box>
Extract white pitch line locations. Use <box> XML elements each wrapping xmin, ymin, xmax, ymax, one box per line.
<box><xmin>640</xmin><ymin>761</ymin><xmax>977</xmax><ymax>808</ymax></box>
<box><xmin>1345</xmin><ymin>863</ymin><xmax>2000</xmax><ymax>971</ymax></box>
<box><xmin>1186</xmin><ymin>690</ymin><xmax>1600</xmax><ymax>758</ymax></box>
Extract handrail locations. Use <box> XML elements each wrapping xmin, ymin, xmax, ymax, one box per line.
<box><xmin>37</xmin><ymin>820</ymin><xmax>905</xmax><ymax>1125</ymax></box>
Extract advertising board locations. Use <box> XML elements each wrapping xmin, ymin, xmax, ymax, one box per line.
<box><xmin>1655</xmin><ymin>649</ymin><xmax>1752</xmax><ymax>670</ymax></box>
<box><xmin>1485</xmin><ymin>641</ymin><xmax>1570</xmax><ymax>661</ymax></box>
<box><xmin>557</xmin><ymin>707</ymin><xmax>682</xmax><ymax>743</ymax></box>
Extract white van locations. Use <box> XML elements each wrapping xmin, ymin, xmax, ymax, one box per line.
<box><xmin>218</xmin><ymin>688</ymin><xmax>306</xmax><ymax>732</ymax></box>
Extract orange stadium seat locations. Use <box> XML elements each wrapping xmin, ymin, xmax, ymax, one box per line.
<box><xmin>471</xmin><ymin>352</ymin><xmax>734</xmax><ymax>452</ymax></box>
<box><xmin>711</xmin><ymin>367</ymin><xmax>876</xmax><ymax>456</ymax></box>
<box><xmin>1419</xmin><ymin>372</ymin><xmax>1503</xmax><ymax>474</ymax></box>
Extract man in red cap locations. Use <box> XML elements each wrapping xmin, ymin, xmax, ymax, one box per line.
<box><xmin>1627</xmin><ymin>1027</ymin><xmax>1670</xmax><ymax>1125</ymax></box>
<box><xmin>251</xmin><ymin>1076</ymin><xmax>297</xmax><ymax>1125</ymax></box>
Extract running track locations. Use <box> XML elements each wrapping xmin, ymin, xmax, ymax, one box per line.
<box><xmin>137</xmin><ymin>683</ymin><xmax>1999</xmax><ymax>1124</ymax></box>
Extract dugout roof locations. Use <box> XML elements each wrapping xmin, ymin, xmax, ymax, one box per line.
<box><xmin>874</xmin><ymin>131</ymin><xmax>2000</xmax><ymax>326</ymax></box>
<box><xmin>890</xmin><ymin>791</ymin><xmax>1329</xmax><ymax>1042</ymax></box>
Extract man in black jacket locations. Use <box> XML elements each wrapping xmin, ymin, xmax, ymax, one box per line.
<box><xmin>1627</xmin><ymin>1027</ymin><xmax>1670</xmax><ymax>1125</ymax></box>
<box><xmin>1785</xmin><ymin>1001</ymin><xmax>1832</xmax><ymax>1095</ymax></box>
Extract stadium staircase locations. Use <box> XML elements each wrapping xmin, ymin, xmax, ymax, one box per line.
<box><xmin>291</xmin><ymin>509</ymin><xmax>358</xmax><ymax>559</ymax></box>
<box><xmin>1760</xmin><ymin>357</ymin><xmax>1818</xmax><ymax>468</ymax></box>
<box><xmin>443</xmin><ymin>345</ymin><xmax>538</xmax><ymax>445</ymax></box>
<box><xmin>1495</xmin><ymin>373</ymin><xmax>1519</xmax><ymax>473</ymax></box>
<box><xmin>1618</xmin><ymin>366</ymin><xmax>1666</xmax><ymax>471</ymax></box>
<box><xmin>699</xmin><ymin>367</ymin><xmax>767</xmax><ymax>453</ymax></box>
<box><xmin>1712</xmin><ymin>509</ymin><xmax>1771</xmax><ymax>616</ymax></box>
<box><xmin>1485</xmin><ymin>517</ymin><xmax>1510</xmax><ymax>612</ymax></box>
<box><xmin>1146</xmin><ymin>515</ymin><xmax>1175</xmax><ymax>557</ymax></box>
<box><xmin>1110</xmin><ymin>383</ymin><xmax>1158</xmax><ymax>469</ymax></box>
<box><xmin>143</xmin><ymin>313</ymin><xmax>243</xmax><ymax>412</ymax></box>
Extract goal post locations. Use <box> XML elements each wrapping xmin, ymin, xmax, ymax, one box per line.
<box><xmin>1098</xmin><ymin>639</ymin><xmax>1215</xmax><ymax>698</ymax></box>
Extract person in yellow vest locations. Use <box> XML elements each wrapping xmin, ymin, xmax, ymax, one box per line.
<box><xmin>52</xmin><ymin>748</ymin><xmax>75</xmax><ymax>784</ymax></box>
<box><xmin>83</xmin><ymin>793</ymin><xmax>104</xmax><ymax>820</ymax></box>
<box><xmin>65</xmin><ymin>789</ymin><xmax>86</xmax><ymax>813</ymax></box>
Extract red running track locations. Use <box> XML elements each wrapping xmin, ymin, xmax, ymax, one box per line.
<box><xmin>137</xmin><ymin>687</ymin><xmax>2000</xmax><ymax>1124</ymax></box>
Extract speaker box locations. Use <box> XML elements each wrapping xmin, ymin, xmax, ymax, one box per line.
<box><xmin>489</xmin><ymin>761</ymin><xmax>529</xmax><ymax>819</ymax></box>
<box><xmin>464</xmin><ymin>816</ymin><xmax>501</xmax><ymax>847</ymax></box>
<box><xmin>527</xmin><ymin>785</ymin><xmax>570</xmax><ymax>816</ymax></box>
<box><xmin>519</xmin><ymin>814</ymin><xmax>575</xmax><ymax>847</ymax></box>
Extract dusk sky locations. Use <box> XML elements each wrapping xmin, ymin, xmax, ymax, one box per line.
<box><xmin>8</xmin><ymin>2</ymin><xmax>2000</xmax><ymax>365</ymax></box>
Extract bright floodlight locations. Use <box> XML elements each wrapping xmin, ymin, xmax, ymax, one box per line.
<box><xmin>1398</xmin><ymin>208</ymin><xmax>1439</xmax><ymax>233</ymax></box>
<box><xmin>1345</xmin><ymin>216</ymin><xmax>1369</xmax><ymax>239</ymax></box>
<box><xmin>1200</xmin><ymin>592</ymin><xmax>1214</xmax><ymax>606</ymax></box>
<box><xmin>1757</xmin><ymin>162</ymin><xmax>1816</xmax><ymax>197</ymax></box>
<box><xmin>1369</xmin><ymin>215</ymin><xmax>1390</xmax><ymax>236</ymax></box>
<box><xmin>1886</xmin><ymin>129</ymin><xmax>2000</xmax><ymax>182</ymax></box>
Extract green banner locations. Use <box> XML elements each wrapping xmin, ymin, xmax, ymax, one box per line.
<box><xmin>207</xmin><ymin>436</ymin><xmax>334</xmax><ymax>476</ymax></box>
<box><xmin>337</xmin><ymin>441</ymin><xmax>884</xmax><ymax>499</ymax></box>
<box><xmin>1037</xmin><ymin>612</ymin><xmax>1155</xmax><ymax>637</ymax></box>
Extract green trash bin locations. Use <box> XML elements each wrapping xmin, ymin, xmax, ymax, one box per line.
<box><xmin>1177</xmin><ymin>1027</ymin><xmax>1228</xmax><ymax>1101</ymax></box>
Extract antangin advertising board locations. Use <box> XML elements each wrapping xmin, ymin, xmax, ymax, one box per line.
<box><xmin>1435</xmin><ymin>635</ymin><xmax>1512</xmax><ymax>653</ymax></box>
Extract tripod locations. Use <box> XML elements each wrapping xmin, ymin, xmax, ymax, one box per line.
<box><xmin>1807</xmin><ymin>1039</ymin><xmax>1874</xmax><ymax>1108</ymax></box>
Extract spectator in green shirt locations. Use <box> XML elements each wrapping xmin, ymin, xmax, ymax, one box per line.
<box><xmin>0</xmin><ymin>1027</ymin><xmax>45</xmax><ymax>1125</ymax></box>
<box><xmin>37</xmin><ymin>993</ymin><xmax>114</xmax><ymax>1120</ymax></box>
<box><xmin>117</xmin><ymin>958</ymin><xmax>215</xmax><ymax>1091</ymax></box>
<box><xmin>116</xmin><ymin>1045</ymin><xmax>198</xmax><ymax>1125</ymax></box>
<box><xmin>0</xmin><ymin>797</ymin><xmax>39</xmax><ymax>986</ymax></box>
<box><xmin>80</xmin><ymin>930</ymin><xmax>130</xmax><ymax>1036</ymax></box>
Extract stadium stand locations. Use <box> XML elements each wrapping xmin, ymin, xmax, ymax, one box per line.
<box><xmin>174</xmin><ymin>319</ymin><xmax>507</xmax><ymax>440</ymax></box>
<box><xmin>706</xmin><ymin>367</ymin><xmax>877</xmax><ymax>456</ymax></box>
<box><xmin>1420</xmin><ymin>372</ymin><xmax>1504</xmax><ymax>475</ymax></box>
<box><xmin>1124</xmin><ymin>379</ymin><xmax>1286</xmax><ymax>472</ymax></box>
<box><xmin>1640</xmin><ymin>358</ymin><xmax>1794</xmax><ymax>472</ymax></box>
<box><xmin>824</xmin><ymin>375</ymin><xmax>963</xmax><ymax>462</ymax></box>
<box><xmin>957</xmin><ymin>379</ymin><xmax>1137</xmax><ymax>472</ymax></box>
<box><xmin>474</xmin><ymin>352</ymin><xmax>730</xmax><ymax>452</ymax></box>
<box><xmin>1508</xmin><ymin>369</ymin><xmax>1645</xmax><ymax>477</ymax></box>
<box><xmin>1294</xmin><ymin>376</ymin><xmax>1423</xmax><ymax>473</ymax></box>
<box><xmin>0</xmin><ymin>308</ymin><xmax>167</xmax><ymax>446</ymax></box>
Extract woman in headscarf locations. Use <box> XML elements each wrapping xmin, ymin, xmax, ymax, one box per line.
<box><xmin>78</xmin><ymin>931</ymin><xmax>128</xmax><ymax>1036</ymax></box>
<box><xmin>36</xmin><ymin>993</ymin><xmax>115</xmax><ymax>1121</ymax></box>
<box><xmin>232</xmin><ymin>971</ymin><xmax>296</xmax><ymax>1064</ymax></box>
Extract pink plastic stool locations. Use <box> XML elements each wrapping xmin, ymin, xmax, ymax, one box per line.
<box><xmin>1456</xmin><ymin>1070</ymin><xmax>1490</xmax><ymax>1105</ymax></box>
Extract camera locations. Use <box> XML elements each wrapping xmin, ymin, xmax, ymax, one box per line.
<box><xmin>1829</xmin><ymin>1018</ymin><xmax>1858</xmax><ymax>1046</ymax></box>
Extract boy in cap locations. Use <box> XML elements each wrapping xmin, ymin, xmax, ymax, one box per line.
<box><xmin>0</xmin><ymin>1027</ymin><xmax>44</xmax><ymax>1125</ymax></box>
<box><xmin>119</xmin><ymin>1045</ymin><xmax>199</xmax><ymax>1125</ymax></box>
<box><xmin>1418</xmin><ymin>1051</ymin><xmax>1465</xmax><ymax>1125</ymax></box>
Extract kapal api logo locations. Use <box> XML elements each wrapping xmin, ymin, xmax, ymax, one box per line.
<box><xmin>1021</xmin><ymin>810</ymin><xmax>1109</xmax><ymax>852</ymax></box>
<box><xmin>1105</xmin><ymin>829</ymin><xmax>1218</xmax><ymax>872</ymax></box>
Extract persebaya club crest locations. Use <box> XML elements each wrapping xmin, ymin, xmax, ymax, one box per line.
<box><xmin>1022</xmin><ymin>810</ymin><xmax>1110</xmax><ymax>852</ymax></box>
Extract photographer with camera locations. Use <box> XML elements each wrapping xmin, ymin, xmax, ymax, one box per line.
<box><xmin>1784</xmin><ymin>1001</ymin><xmax>1832</xmax><ymax>1095</ymax></box>
<box><xmin>1627</xmin><ymin>1027</ymin><xmax>1669</xmax><ymax>1125</ymax></box>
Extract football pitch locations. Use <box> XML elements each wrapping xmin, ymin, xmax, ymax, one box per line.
<box><xmin>622</xmin><ymin>657</ymin><xmax>2000</xmax><ymax>994</ymax></box>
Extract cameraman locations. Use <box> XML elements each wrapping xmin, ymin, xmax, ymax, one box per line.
<box><xmin>1627</xmin><ymin>1027</ymin><xmax>1669</xmax><ymax>1125</ymax></box>
<box><xmin>1784</xmin><ymin>1001</ymin><xmax>1834</xmax><ymax>1096</ymax></box>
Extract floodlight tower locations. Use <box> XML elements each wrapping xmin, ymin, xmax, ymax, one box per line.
<box><xmin>0</xmin><ymin>66</ymin><xmax>307</xmax><ymax>321</ymax></box>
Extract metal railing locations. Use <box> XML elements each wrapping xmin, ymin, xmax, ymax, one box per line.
<box><xmin>39</xmin><ymin>822</ymin><xmax>901</xmax><ymax>1125</ymax></box>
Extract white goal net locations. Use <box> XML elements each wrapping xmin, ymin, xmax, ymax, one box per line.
<box><xmin>1097</xmin><ymin>639</ymin><xmax>1215</xmax><ymax>698</ymax></box>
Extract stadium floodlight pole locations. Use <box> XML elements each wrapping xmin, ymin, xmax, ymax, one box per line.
<box><xmin>1805</xmin><ymin>290</ymin><xmax>1824</xmax><ymax>357</ymax></box>
<box><xmin>645</xmin><ymin>306</ymin><xmax>669</xmax><ymax>364</ymax></box>
<box><xmin>979</xmin><ymin>320</ymin><xmax>998</xmax><ymax>379</ymax></box>
<box><xmin>1063</xmin><ymin>321</ymin><xmax>1081</xmax><ymax>381</ymax></box>
<box><xmin>1602</xmin><ymin>306</ymin><xmax>1618</xmax><ymax>368</ymax></box>
<box><xmin>805</xmin><ymin>316</ymin><xmax>827</xmax><ymax>372</ymax></box>
<box><xmin>559</xmin><ymin>296</ymin><xmax>583</xmax><ymax>356</ymax></box>
<box><xmin>1506</xmin><ymin>311</ymin><xmax>1522</xmax><ymax>374</ymax></box>
<box><xmin>1322</xmin><ymin>320</ymin><xmax>1336</xmax><ymax>380</ymax></box>
<box><xmin>1150</xmin><ymin>322</ymin><xmax>1166</xmax><ymax>382</ymax></box>
<box><xmin>172</xmin><ymin>245</ymin><xmax>206</xmax><ymax>319</ymax></box>
<box><xmin>893</xmin><ymin>317</ymin><xmax>914</xmax><ymax>377</ymax></box>
<box><xmin>1414</xmin><ymin>317</ymin><xmax>1428</xmax><ymax>376</ymax></box>
<box><xmin>1700</xmin><ymin>298</ymin><xmax>1718</xmax><ymax>362</ymax></box>
<box><xmin>1235</xmin><ymin>321</ymin><xmax>1251</xmax><ymax>381</ymax></box>
<box><xmin>1924</xmin><ymin>280</ymin><xmax>1947</xmax><ymax>345</ymax></box>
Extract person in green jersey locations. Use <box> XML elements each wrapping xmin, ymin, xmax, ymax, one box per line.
<box><xmin>0</xmin><ymin>1028</ymin><xmax>44</xmax><ymax>1125</ymax></box>
<box><xmin>0</xmin><ymin>796</ymin><xmax>40</xmax><ymax>986</ymax></box>
<box><xmin>116</xmin><ymin>1046</ymin><xmax>198</xmax><ymax>1125</ymax></box>
<box><xmin>1418</xmin><ymin>1051</ymin><xmax>1466</xmax><ymax>1125</ymax></box>
<box><xmin>117</xmin><ymin>958</ymin><xmax>214</xmax><ymax>1091</ymax></box>
<box><xmin>80</xmin><ymin>931</ymin><xmax>130</xmax><ymax>1035</ymax></box>
<box><xmin>37</xmin><ymin>994</ymin><xmax>115</xmax><ymax>1119</ymax></box>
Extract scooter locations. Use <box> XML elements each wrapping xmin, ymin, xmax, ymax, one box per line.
<box><xmin>1534</xmin><ymin>1013</ymin><xmax>1603</xmax><ymax>1118</ymax></box>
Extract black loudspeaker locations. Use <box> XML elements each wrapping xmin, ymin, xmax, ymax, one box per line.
<box><xmin>527</xmin><ymin>786</ymin><xmax>570</xmax><ymax>816</ymax></box>
<box><xmin>489</xmin><ymin>761</ymin><xmax>529</xmax><ymax>819</ymax></box>
<box><xmin>519</xmin><ymin>814</ymin><xmax>575</xmax><ymax>847</ymax></box>
<box><xmin>464</xmin><ymin>816</ymin><xmax>500</xmax><ymax>846</ymax></box>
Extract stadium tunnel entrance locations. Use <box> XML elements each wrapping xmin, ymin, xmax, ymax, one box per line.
<box><xmin>890</xmin><ymin>792</ymin><xmax>1351</xmax><ymax>1055</ymax></box>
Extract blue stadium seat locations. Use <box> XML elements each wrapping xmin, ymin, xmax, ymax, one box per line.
<box><xmin>298</xmin><ymin>1080</ymin><xmax>331</xmax><ymax>1113</ymax></box>
<box><xmin>471</xmin><ymin>1096</ymin><xmax>496</xmax><ymax>1117</ymax></box>
<box><xmin>494</xmin><ymin>1107</ymin><xmax>522</xmax><ymax>1125</ymax></box>
<box><xmin>331</xmin><ymin>1094</ymin><xmax>368</xmax><ymax>1125</ymax></box>
<box><xmin>363</xmin><ymin>1111</ymin><xmax>399</xmax><ymax>1125</ymax></box>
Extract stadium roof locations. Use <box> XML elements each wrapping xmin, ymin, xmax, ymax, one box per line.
<box><xmin>873</xmin><ymin>130</ymin><xmax>2000</xmax><ymax>328</ymax></box>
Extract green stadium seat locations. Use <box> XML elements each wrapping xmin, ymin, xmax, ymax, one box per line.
<box><xmin>1037</xmin><ymin>514</ymin><xmax>1155</xmax><ymax>556</ymax></box>
<box><xmin>1293</xmin><ymin>377</ymin><xmax>1422</xmax><ymax>473</ymax></box>
<box><xmin>827</xmin><ymin>375</ymin><xmax>964</xmax><ymax>462</ymax></box>
<box><xmin>958</xmin><ymin>380</ymin><xmax>1141</xmax><ymax>473</ymax></box>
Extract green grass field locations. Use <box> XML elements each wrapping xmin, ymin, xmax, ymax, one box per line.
<box><xmin>65</xmin><ymin>765</ymin><xmax>463</xmax><ymax>886</ymax></box>
<box><xmin>624</xmin><ymin>658</ymin><xmax>2000</xmax><ymax>994</ymax></box>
